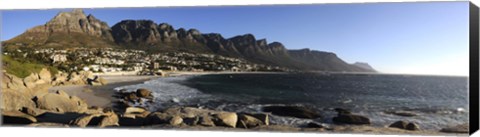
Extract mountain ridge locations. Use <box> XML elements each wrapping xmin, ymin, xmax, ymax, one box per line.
<box><xmin>3</xmin><ymin>9</ymin><xmax>376</xmax><ymax>72</ymax></box>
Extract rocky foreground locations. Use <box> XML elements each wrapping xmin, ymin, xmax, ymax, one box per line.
<box><xmin>0</xmin><ymin>68</ymin><xmax>469</xmax><ymax>135</ymax></box>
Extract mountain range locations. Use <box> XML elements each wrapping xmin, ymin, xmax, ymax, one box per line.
<box><xmin>3</xmin><ymin>9</ymin><xmax>375</xmax><ymax>72</ymax></box>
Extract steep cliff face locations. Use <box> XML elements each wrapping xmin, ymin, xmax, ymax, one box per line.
<box><xmin>5</xmin><ymin>9</ymin><xmax>115</xmax><ymax>48</ymax></box>
<box><xmin>111</xmin><ymin>20</ymin><xmax>161</xmax><ymax>45</ymax></box>
<box><xmin>5</xmin><ymin>9</ymin><xmax>375</xmax><ymax>72</ymax></box>
<box><xmin>110</xmin><ymin>20</ymin><xmax>212</xmax><ymax>53</ymax></box>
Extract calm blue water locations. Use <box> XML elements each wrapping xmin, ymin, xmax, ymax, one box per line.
<box><xmin>116</xmin><ymin>73</ymin><xmax>469</xmax><ymax>130</ymax></box>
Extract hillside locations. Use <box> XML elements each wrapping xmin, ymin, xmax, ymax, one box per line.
<box><xmin>3</xmin><ymin>9</ymin><xmax>375</xmax><ymax>73</ymax></box>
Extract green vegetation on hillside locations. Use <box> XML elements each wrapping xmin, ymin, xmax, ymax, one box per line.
<box><xmin>2</xmin><ymin>55</ymin><xmax>58</xmax><ymax>78</ymax></box>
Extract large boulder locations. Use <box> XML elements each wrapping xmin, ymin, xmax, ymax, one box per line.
<box><xmin>38</xmin><ymin>68</ymin><xmax>52</xmax><ymax>83</ymax></box>
<box><xmin>440</xmin><ymin>123</ymin><xmax>469</xmax><ymax>133</ymax></box>
<box><xmin>98</xmin><ymin>112</ymin><xmax>120</xmax><ymax>127</ymax></box>
<box><xmin>125</xmin><ymin>107</ymin><xmax>147</xmax><ymax>114</ymax></box>
<box><xmin>169</xmin><ymin>115</ymin><xmax>183</xmax><ymax>126</ymax></box>
<box><xmin>249</xmin><ymin>113</ymin><xmax>269</xmax><ymax>126</ymax></box>
<box><xmin>51</xmin><ymin>73</ymin><xmax>68</xmax><ymax>86</ymax></box>
<box><xmin>387</xmin><ymin>120</ymin><xmax>420</xmax><ymax>131</ymax></box>
<box><xmin>0</xmin><ymin>89</ymin><xmax>36</xmax><ymax>111</ymax></box>
<box><xmin>67</xmin><ymin>72</ymin><xmax>84</xmax><ymax>85</ymax></box>
<box><xmin>389</xmin><ymin>120</ymin><xmax>408</xmax><ymax>129</ymax></box>
<box><xmin>122</xmin><ymin>107</ymin><xmax>150</xmax><ymax>119</ymax></box>
<box><xmin>3</xmin><ymin>73</ymin><xmax>26</xmax><ymax>90</ymax></box>
<box><xmin>332</xmin><ymin>114</ymin><xmax>370</xmax><ymax>125</ymax></box>
<box><xmin>262</xmin><ymin>105</ymin><xmax>321</xmax><ymax>119</ymax></box>
<box><xmin>34</xmin><ymin>91</ymin><xmax>89</xmax><ymax>113</ymax></box>
<box><xmin>198</xmin><ymin>115</ymin><xmax>215</xmax><ymax>127</ymax></box>
<box><xmin>145</xmin><ymin>112</ymin><xmax>170</xmax><ymax>125</ymax></box>
<box><xmin>136</xmin><ymin>88</ymin><xmax>152</xmax><ymax>98</ymax></box>
<box><xmin>1</xmin><ymin>110</ymin><xmax>37</xmax><ymax>124</ymax></box>
<box><xmin>23</xmin><ymin>73</ymin><xmax>40</xmax><ymax>89</ymax></box>
<box><xmin>71</xmin><ymin>112</ymin><xmax>119</xmax><ymax>127</ymax></box>
<box><xmin>212</xmin><ymin>112</ymin><xmax>237</xmax><ymax>128</ymax></box>
<box><xmin>237</xmin><ymin>113</ymin><xmax>265</xmax><ymax>128</ymax></box>
<box><xmin>406</xmin><ymin>122</ymin><xmax>420</xmax><ymax>131</ymax></box>
<box><xmin>124</xmin><ymin>93</ymin><xmax>140</xmax><ymax>103</ymax></box>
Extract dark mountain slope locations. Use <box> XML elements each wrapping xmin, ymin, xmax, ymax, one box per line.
<box><xmin>4</xmin><ymin>9</ymin><xmax>375</xmax><ymax>72</ymax></box>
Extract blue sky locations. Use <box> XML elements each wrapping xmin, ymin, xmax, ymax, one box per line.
<box><xmin>1</xmin><ymin>2</ymin><xmax>470</xmax><ymax>76</ymax></box>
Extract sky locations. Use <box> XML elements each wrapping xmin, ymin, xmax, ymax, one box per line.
<box><xmin>0</xmin><ymin>2</ymin><xmax>470</xmax><ymax>76</ymax></box>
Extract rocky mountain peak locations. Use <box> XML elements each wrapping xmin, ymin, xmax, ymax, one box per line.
<box><xmin>256</xmin><ymin>39</ymin><xmax>267</xmax><ymax>46</ymax></box>
<box><xmin>158</xmin><ymin>23</ymin><xmax>174</xmax><ymax>31</ymax></box>
<box><xmin>8</xmin><ymin>9</ymin><xmax>114</xmax><ymax>47</ymax></box>
<box><xmin>268</xmin><ymin>42</ymin><xmax>285</xmax><ymax>48</ymax></box>
<box><xmin>42</xmin><ymin>9</ymin><xmax>112</xmax><ymax>39</ymax></box>
<box><xmin>188</xmin><ymin>29</ymin><xmax>201</xmax><ymax>36</ymax></box>
<box><xmin>111</xmin><ymin>20</ymin><xmax>162</xmax><ymax>44</ymax></box>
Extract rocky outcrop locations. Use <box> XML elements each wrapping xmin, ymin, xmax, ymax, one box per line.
<box><xmin>405</xmin><ymin>122</ymin><xmax>420</xmax><ymax>131</ymax></box>
<box><xmin>136</xmin><ymin>88</ymin><xmax>153</xmax><ymax>99</ymax></box>
<box><xmin>0</xmin><ymin>89</ymin><xmax>37</xmax><ymax>112</ymax></box>
<box><xmin>212</xmin><ymin>112</ymin><xmax>238</xmax><ymax>128</ymax></box>
<box><xmin>71</xmin><ymin>112</ymin><xmax>119</xmax><ymax>127</ymax></box>
<box><xmin>237</xmin><ymin>113</ymin><xmax>265</xmax><ymax>128</ymax></box>
<box><xmin>332</xmin><ymin>108</ymin><xmax>370</xmax><ymax>125</ymax></box>
<box><xmin>114</xmin><ymin>88</ymin><xmax>154</xmax><ymax>110</ymax></box>
<box><xmin>1</xmin><ymin>69</ymin><xmax>55</xmax><ymax>111</ymax></box>
<box><xmin>388</xmin><ymin>120</ymin><xmax>421</xmax><ymax>131</ymax></box>
<box><xmin>440</xmin><ymin>123</ymin><xmax>469</xmax><ymax>133</ymax></box>
<box><xmin>332</xmin><ymin>114</ymin><xmax>371</xmax><ymax>125</ymax></box>
<box><xmin>169</xmin><ymin>115</ymin><xmax>183</xmax><ymax>126</ymax></box>
<box><xmin>51</xmin><ymin>71</ymin><xmax>105</xmax><ymax>86</ymax></box>
<box><xmin>389</xmin><ymin>120</ymin><xmax>409</xmax><ymax>129</ymax></box>
<box><xmin>34</xmin><ymin>90</ymin><xmax>89</xmax><ymax>113</ymax></box>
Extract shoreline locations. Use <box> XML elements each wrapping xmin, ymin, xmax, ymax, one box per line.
<box><xmin>49</xmin><ymin>75</ymin><xmax>160</xmax><ymax>107</ymax></box>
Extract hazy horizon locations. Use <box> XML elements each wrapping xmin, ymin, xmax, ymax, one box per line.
<box><xmin>1</xmin><ymin>2</ymin><xmax>470</xmax><ymax>76</ymax></box>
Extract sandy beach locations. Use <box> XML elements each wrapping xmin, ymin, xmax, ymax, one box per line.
<box><xmin>49</xmin><ymin>75</ymin><xmax>159</xmax><ymax>107</ymax></box>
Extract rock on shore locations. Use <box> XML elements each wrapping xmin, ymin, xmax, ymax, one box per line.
<box><xmin>332</xmin><ymin>108</ymin><xmax>370</xmax><ymax>125</ymax></box>
<box><xmin>262</xmin><ymin>105</ymin><xmax>321</xmax><ymax>119</ymax></box>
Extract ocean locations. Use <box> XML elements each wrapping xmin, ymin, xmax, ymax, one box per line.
<box><xmin>115</xmin><ymin>73</ymin><xmax>469</xmax><ymax>130</ymax></box>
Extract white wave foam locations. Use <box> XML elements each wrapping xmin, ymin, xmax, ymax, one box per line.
<box><xmin>114</xmin><ymin>76</ymin><xmax>214</xmax><ymax>111</ymax></box>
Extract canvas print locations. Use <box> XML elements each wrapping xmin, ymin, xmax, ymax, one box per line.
<box><xmin>0</xmin><ymin>1</ymin><xmax>472</xmax><ymax>136</ymax></box>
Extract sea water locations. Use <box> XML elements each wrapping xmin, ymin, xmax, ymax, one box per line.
<box><xmin>115</xmin><ymin>73</ymin><xmax>469</xmax><ymax>130</ymax></box>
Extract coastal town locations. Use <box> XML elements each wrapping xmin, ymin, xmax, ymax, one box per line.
<box><xmin>3</xmin><ymin>48</ymin><xmax>290</xmax><ymax>76</ymax></box>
